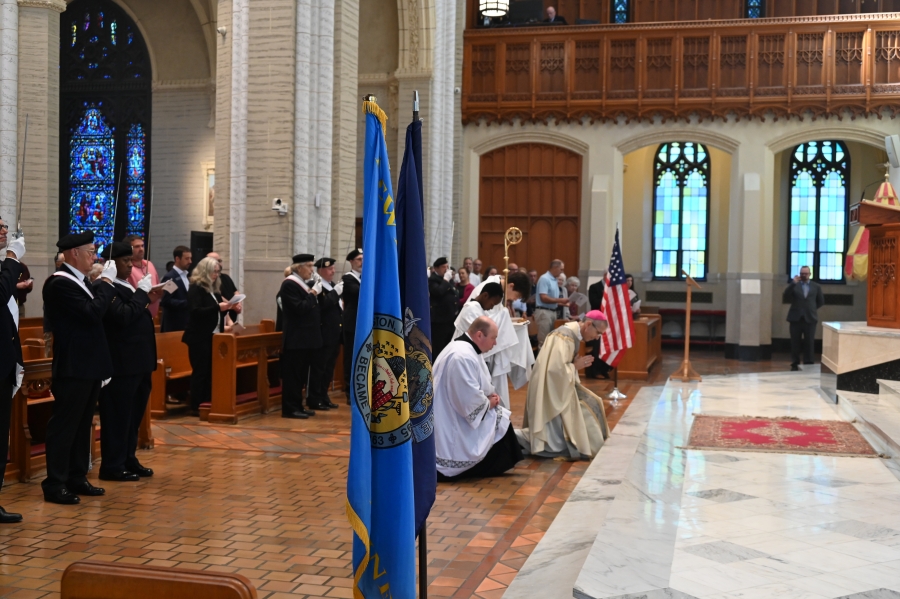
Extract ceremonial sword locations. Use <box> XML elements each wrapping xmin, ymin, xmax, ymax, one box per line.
<box><xmin>15</xmin><ymin>115</ymin><xmax>28</xmax><ymax>239</ymax></box>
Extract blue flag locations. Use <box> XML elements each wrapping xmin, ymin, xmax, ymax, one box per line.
<box><xmin>347</xmin><ymin>100</ymin><xmax>416</xmax><ymax>599</ymax></box>
<box><xmin>396</xmin><ymin>118</ymin><xmax>436</xmax><ymax>537</ymax></box>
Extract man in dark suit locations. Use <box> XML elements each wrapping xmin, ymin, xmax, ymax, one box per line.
<box><xmin>280</xmin><ymin>254</ymin><xmax>325</xmax><ymax>418</ymax></box>
<box><xmin>340</xmin><ymin>249</ymin><xmax>362</xmax><ymax>402</ymax></box>
<box><xmin>784</xmin><ymin>265</ymin><xmax>825</xmax><ymax>371</ymax></box>
<box><xmin>586</xmin><ymin>278</ymin><xmax>607</xmax><ymax>379</ymax></box>
<box><xmin>588</xmin><ymin>279</ymin><xmax>604</xmax><ymax>311</ymax></box>
<box><xmin>0</xmin><ymin>223</ymin><xmax>26</xmax><ymax>522</ymax></box>
<box><xmin>41</xmin><ymin>231</ymin><xmax>117</xmax><ymax>505</ymax></box>
<box><xmin>429</xmin><ymin>257</ymin><xmax>459</xmax><ymax>359</ymax></box>
<box><xmin>160</xmin><ymin>245</ymin><xmax>192</xmax><ymax>332</ymax></box>
<box><xmin>96</xmin><ymin>242</ymin><xmax>161</xmax><ymax>482</ymax></box>
<box><xmin>311</xmin><ymin>257</ymin><xmax>341</xmax><ymax>410</ymax></box>
<box><xmin>543</xmin><ymin>6</ymin><xmax>567</xmax><ymax>24</ymax></box>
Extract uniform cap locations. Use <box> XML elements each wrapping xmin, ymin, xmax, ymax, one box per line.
<box><xmin>110</xmin><ymin>241</ymin><xmax>133</xmax><ymax>260</ymax></box>
<box><xmin>315</xmin><ymin>257</ymin><xmax>336</xmax><ymax>269</ymax></box>
<box><xmin>292</xmin><ymin>253</ymin><xmax>314</xmax><ymax>264</ymax></box>
<box><xmin>433</xmin><ymin>257</ymin><xmax>448</xmax><ymax>268</ymax></box>
<box><xmin>346</xmin><ymin>248</ymin><xmax>362</xmax><ymax>261</ymax></box>
<box><xmin>57</xmin><ymin>231</ymin><xmax>94</xmax><ymax>250</ymax></box>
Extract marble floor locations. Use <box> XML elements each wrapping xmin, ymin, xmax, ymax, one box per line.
<box><xmin>510</xmin><ymin>369</ymin><xmax>900</xmax><ymax>599</ymax></box>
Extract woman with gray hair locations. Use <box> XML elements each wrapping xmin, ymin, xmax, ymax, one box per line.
<box><xmin>182</xmin><ymin>256</ymin><xmax>243</xmax><ymax>414</ymax></box>
<box><xmin>565</xmin><ymin>276</ymin><xmax>590</xmax><ymax>317</ymax></box>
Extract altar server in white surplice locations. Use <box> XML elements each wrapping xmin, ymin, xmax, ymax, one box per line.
<box><xmin>434</xmin><ymin>316</ymin><xmax>524</xmax><ymax>481</ymax></box>
<box><xmin>453</xmin><ymin>277</ymin><xmax>520</xmax><ymax>409</ymax></box>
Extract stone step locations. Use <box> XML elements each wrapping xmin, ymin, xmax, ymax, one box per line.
<box><xmin>836</xmin><ymin>389</ymin><xmax>900</xmax><ymax>481</ymax></box>
<box><xmin>878</xmin><ymin>379</ymin><xmax>900</xmax><ymax>412</ymax></box>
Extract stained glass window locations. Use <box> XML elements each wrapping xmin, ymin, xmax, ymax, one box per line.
<box><xmin>68</xmin><ymin>105</ymin><xmax>115</xmax><ymax>256</ymax></box>
<box><xmin>746</xmin><ymin>0</ymin><xmax>764</xmax><ymax>18</ymax></box>
<box><xmin>126</xmin><ymin>123</ymin><xmax>146</xmax><ymax>236</ymax></box>
<box><xmin>789</xmin><ymin>141</ymin><xmax>849</xmax><ymax>282</ymax></box>
<box><xmin>612</xmin><ymin>0</ymin><xmax>629</xmax><ymax>23</ymax></box>
<box><xmin>61</xmin><ymin>0</ymin><xmax>151</xmax><ymax>248</ymax></box>
<box><xmin>653</xmin><ymin>142</ymin><xmax>710</xmax><ymax>280</ymax></box>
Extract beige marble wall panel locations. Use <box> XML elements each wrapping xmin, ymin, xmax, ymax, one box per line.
<box><xmin>332</xmin><ymin>0</ymin><xmax>358</xmax><ymax>265</ymax></box>
<box><xmin>242</xmin><ymin>258</ymin><xmax>286</xmax><ymax>326</ymax></box>
<box><xmin>821</xmin><ymin>324</ymin><xmax>900</xmax><ymax>374</ymax></box>
<box><xmin>147</xmin><ymin>89</ymin><xmax>215</xmax><ymax>269</ymax></box>
<box><xmin>18</xmin><ymin>3</ymin><xmax>60</xmax><ymax>308</ymax></box>
<box><xmin>244</xmin><ymin>0</ymin><xmax>294</xmax><ymax>263</ymax></box>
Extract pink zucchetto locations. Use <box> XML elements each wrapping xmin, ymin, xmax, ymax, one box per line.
<box><xmin>586</xmin><ymin>310</ymin><xmax>607</xmax><ymax>322</ymax></box>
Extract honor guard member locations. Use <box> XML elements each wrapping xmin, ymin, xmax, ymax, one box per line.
<box><xmin>42</xmin><ymin>231</ymin><xmax>117</xmax><ymax>505</ymax></box>
<box><xmin>96</xmin><ymin>242</ymin><xmax>161</xmax><ymax>482</ymax></box>
<box><xmin>312</xmin><ymin>257</ymin><xmax>341</xmax><ymax>410</ymax></box>
<box><xmin>429</xmin><ymin>257</ymin><xmax>458</xmax><ymax>359</ymax></box>
<box><xmin>0</xmin><ymin>227</ymin><xmax>26</xmax><ymax>522</ymax></box>
<box><xmin>280</xmin><ymin>254</ymin><xmax>325</xmax><ymax>419</ymax></box>
<box><xmin>340</xmin><ymin>248</ymin><xmax>362</xmax><ymax>402</ymax></box>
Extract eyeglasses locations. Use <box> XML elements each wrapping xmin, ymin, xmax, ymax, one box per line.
<box><xmin>76</xmin><ymin>247</ymin><xmax>97</xmax><ymax>256</ymax></box>
<box><xmin>0</xmin><ymin>224</ymin><xmax>8</xmax><ymax>232</ymax></box>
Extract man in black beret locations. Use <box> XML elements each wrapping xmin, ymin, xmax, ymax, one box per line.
<box><xmin>429</xmin><ymin>257</ymin><xmax>458</xmax><ymax>359</ymax></box>
<box><xmin>309</xmin><ymin>257</ymin><xmax>341</xmax><ymax>410</ymax></box>
<box><xmin>96</xmin><ymin>242</ymin><xmax>163</xmax><ymax>482</ymax></box>
<box><xmin>340</xmin><ymin>248</ymin><xmax>362</xmax><ymax>403</ymax></box>
<box><xmin>279</xmin><ymin>254</ymin><xmax>324</xmax><ymax>419</ymax></box>
<box><xmin>41</xmin><ymin>231</ymin><xmax>118</xmax><ymax>505</ymax></box>
<box><xmin>0</xmin><ymin>224</ymin><xmax>26</xmax><ymax>522</ymax></box>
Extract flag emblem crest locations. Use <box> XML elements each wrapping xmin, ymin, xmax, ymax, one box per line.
<box><xmin>403</xmin><ymin>308</ymin><xmax>434</xmax><ymax>443</ymax></box>
<box><xmin>354</xmin><ymin>313</ymin><xmax>411</xmax><ymax>448</ymax></box>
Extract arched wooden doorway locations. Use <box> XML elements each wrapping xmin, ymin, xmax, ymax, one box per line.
<box><xmin>479</xmin><ymin>143</ymin><xmax>582</xmax><ymax>276</ymax></box>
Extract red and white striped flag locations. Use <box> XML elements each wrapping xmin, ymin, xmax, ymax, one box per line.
<box><xmin>600</xmin><ymin>229</ymin><xmax>634</xmax><ymax>367</ymax></box>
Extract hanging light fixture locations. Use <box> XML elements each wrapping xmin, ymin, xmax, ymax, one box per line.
<box><xmin>479</xmin><ymin>0</ymin><xmax>509</xmax><ymax>18</ymax></box>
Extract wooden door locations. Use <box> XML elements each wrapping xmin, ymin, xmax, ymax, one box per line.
<box><xmin>479</xmin><ymin>144</ymin><xmax>581</xmax><ymax>277</ymax></box>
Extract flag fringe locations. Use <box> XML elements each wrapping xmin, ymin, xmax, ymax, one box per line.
<box><xmin>362</xmin><ymin>99</ymin><xmax>388</xmax><ymax>136</ymax></box>
<box><xmin>346</xmin><ymin>501</ymin><xmax>371</xmax><ymax>599</ymax></box>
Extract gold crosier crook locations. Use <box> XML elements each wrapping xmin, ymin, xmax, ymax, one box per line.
<box><xmin>502</xmin><ymin>227</ymin><xmax>523</xmax><ymax>304</ymax></box>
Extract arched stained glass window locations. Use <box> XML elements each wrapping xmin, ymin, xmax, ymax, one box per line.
<box><xmin>745</xmin><ymin>0</ymin><xmax>765</xmax><ymax>18</ymax></box>
<box><xmin>653</xmin><ymin>142</ymin><xmax>710</xmax><ymax>280</ymax></box>
<box><xmin>60</xmin><ymin>0</ymin><xmax>151</xmax><ymax>255</ymax></box>
<box><xmin>789</xmin><ymin>141</ymin><xmax>849</xmax><ymax>282</ymax></box>
<box><xmin>612</xmin><ymin>0</ymin><xmax>629</xmax><ymax>23</ymax></box>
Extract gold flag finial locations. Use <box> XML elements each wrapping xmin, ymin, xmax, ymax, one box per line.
<box><xmin>362</xmin><ymin>95</ymin><xmax>387</xmax><ymax>136</ymax></box>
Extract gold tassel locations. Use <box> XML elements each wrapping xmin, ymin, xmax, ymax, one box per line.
<box><xmin>362</xmin><ymin>96</ymin><xmax>388</xmax><ymax>137</ymax></box>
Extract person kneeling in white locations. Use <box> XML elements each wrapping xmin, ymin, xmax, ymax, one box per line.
<box><xmin>434</xmin><ymin>316</ymin><xmax>524</xmax><ymax>480</ymax></box>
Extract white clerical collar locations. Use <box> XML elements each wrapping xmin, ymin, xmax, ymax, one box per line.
<box><xmin>115</xmin><ymin>278</ymin><xmax>135</xmax><ymax>292</ymax></box>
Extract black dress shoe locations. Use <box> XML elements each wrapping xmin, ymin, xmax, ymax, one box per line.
<box><xmin>791</xmin><ymin>364</ymin><xmax>800</xmax><ymax>371</ymax></box>
<box><xmin>66</xmin><ymin>481</ymin><xmax>105</xmax><ymax>496</ymax></box>
<box><xmin>283</xmin><ymin>411</ymin><xmax>310</xmax><ymax>419</ymax></box>
<box><xmin>43</xmin><ymin>488</ymin><xmax>80</xmax><ymax>505</ymax></box>
<box><xmin>126</xmin><ymin>463</ymin><xmax>154</xmax><ymax>477</ymax></box>
<box><xmin>301</xmin><ymin>408</ymin><xmax>316</xmax><ymax>416</ymax></box>
<box><xmin>99</xmin><ymin>470</ymin><xmax>140</xmax><ymax>482</ymax></box>
<box><xmin>325</xmin><ymin>400</ymin><xmax>339</xmax><ymax>409</ymax></box>
<box><xmin>308</xmin><ymin>403</ymin><xmax>331</xmax><ymax>411</ymax></box>
<box><xmin>0</xmin><ymin>507</ymin><xmax>22</xmax><ymax>523</ymax></box>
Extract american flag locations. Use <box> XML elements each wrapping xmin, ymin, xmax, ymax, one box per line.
<box><xmin>600</xmin><ymin>229</ymin><xmax>634</xmax><ymax>367</ymax></box>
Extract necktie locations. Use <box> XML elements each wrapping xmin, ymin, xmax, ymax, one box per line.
<box><xmin>84</xmin><ymin>277</ymin><xmax>91</xmax><ymax>287</ymax></box>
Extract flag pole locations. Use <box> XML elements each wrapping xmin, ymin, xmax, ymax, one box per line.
<box><xmin>412</xmin><ymin>88</ymin><xmax>429</xmax><ymax>599</ymax></box>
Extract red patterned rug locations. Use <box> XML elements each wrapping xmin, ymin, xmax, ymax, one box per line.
<box><xmin>685</xmin><ymin>416</ymin><xmax>878</xmax><ymax>457</ymax></box>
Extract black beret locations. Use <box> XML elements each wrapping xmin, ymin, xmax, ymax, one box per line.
<box><xmin>110</xmin><ymin>241</ymin><xmax>133</xmax><ymax>260</ymax></box>
<box><xmin>433</xmin><ymin>257</ymin><xmax>448</xmax><ymax>268</ymax></box>
<box><xmin>346</xmin><ymin>248</ymin><xmax>362</xmax><ymax>261</ymax></box>
<box><xmin>292</xmin><ymin>253</ymin><xmax>314</xmax><ymax>264</ymax></box>
<box><xmin>315</xmin><ymin>257</ymin><xmax>336</xmax><ymax>269</ymax></box>
<box><xmin>57</xmin><ymin>231</ymin><xmax>94</xmax><ymax>250</ymax></box>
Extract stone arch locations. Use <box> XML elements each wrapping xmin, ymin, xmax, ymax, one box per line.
<box><xmin>471</xmin><ymin>130</ymin><xmax>590</xmax><ymax>158</ymax></box>
<box><xmin>616</xmin><ymin>128</ymin><xmax>740</xmax><ymax>156</ymax></box>
<box><xmin>767</xmin><ymin>125</ymin><xmax>886</xmax><ymax>154</ymax></box>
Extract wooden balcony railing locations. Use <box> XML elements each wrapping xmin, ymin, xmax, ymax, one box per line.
<box><xmin>461</xmin><ymin>13</ymin><xmax>900</xmax><ymax>123</ymax></box>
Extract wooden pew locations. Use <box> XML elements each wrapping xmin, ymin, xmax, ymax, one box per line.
<box><xmin>18</xmin><ymin>316</ymin><xmax>43</xmax><ymax>329</ymax></box>
<box><xmin>10</xmin><ymin>358</ymin><xmax>53</xmax><ymax>482</ymax></box>
<box><xmin>149</xmin><ymin>332</ymin><xmax>192</xmax><ymax>418</ymax></box>
<box><xmin>61</xmin><ymin>561</ymin><xmax>257</xmax><ymax>599</ymax></box>
<box><xmin>206</xmin><ymin>330</ymin><xmax>282</xmax><ymax>424</ymax></box>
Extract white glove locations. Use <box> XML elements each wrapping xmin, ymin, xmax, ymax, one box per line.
<box><xmin>137</xmin><ymin>273</ymin><xmax>152</xmax><ymax>293</ymax></box>
<box><xmin>334</xmin><ymin>279</ymin><xmax>344</xmax><ymax>296</ymax></box>
<box><xmin>312</xmin><ymin>279</ymin><xmax>323</xmax><ymax>294</ymax></box>
<box><xmin>444</xmin><ymin>269</ymin><xmax>453</xmax><ymax>282</ymax></box>
<box><xmin>6</xmin><ymin>235</ymin><xmax>25</xmax><ymax>261</ymax></box>
<box><xmin>101</xmin><ymin>259</ymin><xmax>117</xmax><ymax>281</ymax></box>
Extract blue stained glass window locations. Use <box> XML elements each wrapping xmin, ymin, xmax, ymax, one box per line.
<box><xmin>125</xmin><ymin>123</ymin><xmax>146</xmax><ymax>237</ymax></box>
<box><xmin>788</xmin><ymin>141</ymin><xmax>849</xmax><ymax>282</ymax></box>
<box><xmin>68</xmin><ymin>105</ymin><xmax>115</xmax><ymax>256</ymax></box>
<box><xmin>612</xmin><ymin>0</ymin><xmax>629</xmax><ymax>24</ymax></box>
<box><xmin>746</xmin><ymin>0</ymin><xmax>764</xmax><ymax>18</ymax></box>
<box><xmin>653</xmin><ymin>142</ymin><xmax>710</xmax><ymax>280</ymax></box>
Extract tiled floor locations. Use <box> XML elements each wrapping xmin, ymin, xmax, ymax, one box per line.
<box><xmin>0</xmin><ymin>349</ymin><xmax>796</xmax><ymax>599</ymax></box>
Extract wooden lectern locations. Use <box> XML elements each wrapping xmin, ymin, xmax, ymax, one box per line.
<box><xmin>671</xmin><ymin>270</ymin><xmax>702</xmax><ymax>382</ymax></box>
<box><xmin>850</xmin><ymin>186</ymin><xmax>900</xmax><ymax>329</ymax></box>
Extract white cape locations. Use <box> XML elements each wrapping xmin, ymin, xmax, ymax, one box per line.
<box><xmin>453</xmin><ymin>275</ymin><xmax>521</xmax><ymax>409</ymax></box>
<box><xmin>433</xmin><ymin>338</ymin><xmax>511</xmax><ymax>477</ymax></box>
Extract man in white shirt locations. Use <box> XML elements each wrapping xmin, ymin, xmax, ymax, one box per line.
<box><xmin>469</xmin><ymin>258</ymin><xmax>484</xmax><ymax>286</ymax></box>
<box><xmin>160</xmin><ymin>245</ymin><xmax>192</xmax><ymax>332</ymax></box>
<box><xmin>433</xmin><ymin>316</ymin><xmax>523</xmax><ymax>481</ymax></box>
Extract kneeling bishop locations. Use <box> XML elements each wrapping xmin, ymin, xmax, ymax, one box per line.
<box><xmin>433</xmin><ymin>316</ymin><xmax>523</xmax><ymax>480</ymax></box>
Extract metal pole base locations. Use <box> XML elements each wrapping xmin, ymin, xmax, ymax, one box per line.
<box><xmin>608</xmin><ymin>387</ymin><xmax>627</xmax><ymax>404</ymax></box>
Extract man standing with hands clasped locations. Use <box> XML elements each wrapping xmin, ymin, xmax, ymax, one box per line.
<box><xmin>42</xmin><ymin>231</ymin><xmax>117</xmax><ymax>505</ymax></box>
<box><xmin>784</xmin><ymin>265</ymin><xmax>825</xmax><ymax>372</ymax></box>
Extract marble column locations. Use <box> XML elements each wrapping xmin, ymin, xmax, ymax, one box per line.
<box><xmin>17</xmin><ymin>0</ymin><xmax>62</xmax><ymax>309</ymax></box>
<box><xmin>0</xmin><ymin>0</ymin><xmax>17</xmax><ymax>225</ymax></box>
<box><xmin>331</xmin><ymin>0</ymin><xmax>358</xmax><ymax>263</ymax></box>
<box><xmin>228</xmin><ymin>0</ymin><xmax>249</xmax><ymax>292</ymax></box>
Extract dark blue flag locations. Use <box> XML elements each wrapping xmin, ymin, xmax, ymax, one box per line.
<box><xmin>396</xmin><ymin>118</ymin><xmax>436</xmax><ymax>538</ymax></box>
